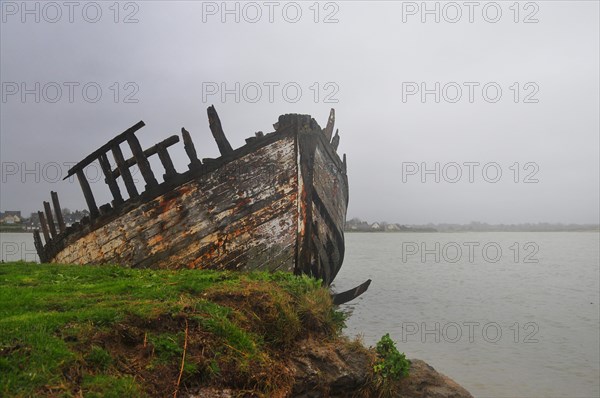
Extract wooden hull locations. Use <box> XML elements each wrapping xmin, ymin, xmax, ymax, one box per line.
<box><xmin>36</xmin><ymin>112</ymin><xmax>348</xmax><ymax>285</ymax></box>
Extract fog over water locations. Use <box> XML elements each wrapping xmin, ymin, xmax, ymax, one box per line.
<box><xmin>336</xmin><ymin>232</ymin><xmax>600</xmax><ymax>398</ymax></box>
<box><xmin>1</xmin><ymin>1</ymin><xmax>599</xmax><ymax>225</ymax></box>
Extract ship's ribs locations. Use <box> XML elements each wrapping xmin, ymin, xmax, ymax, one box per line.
<box><xmin>34</xmin><ymin>108</ymin><xmax>349</xmax><ymax>286</ymax></box>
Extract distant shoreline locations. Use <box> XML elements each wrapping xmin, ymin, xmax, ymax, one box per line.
<box><xmin>344</xmin><ymin>229</ymin><xmax>600</xmax><ymax>233</ymax></box>
<box><xmin>344</xmin><ymin>219</ymin><xmax>600</xmax><ymax>233</ymax></box>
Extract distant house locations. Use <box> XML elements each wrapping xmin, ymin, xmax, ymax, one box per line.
<box><xmin>1</xmin><ymin>215</ymin><xmax>21</xmax><ymax>224</ymax></box>
<box><xmin>370</xmin><ymin>222</ymin><xmax>381</xmax><ymax>230</ymax></box>
<box><xmin>1</xmin><ymin>211</ymin><xmax>24</xmax><ymax>225</ymax></box>
<box><xmin>3</xmin><ymin>211</ymin><xmax>22</xmax><ymax>218</ymax></box>
<box><xmin>386</xmin><ymin>223</ymin><xmax>401</xmax><ymax>231</ymax></box>
<box><xmin>345</xmin><ymin>217</ymin><xmax>370</xmax><ymax>231</ymax></box>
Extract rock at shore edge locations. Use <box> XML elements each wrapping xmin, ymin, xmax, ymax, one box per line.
<box><xmin>189</xmin><ymin>337</ymin><xmax>473</xmax><ymax>398</ymax></box>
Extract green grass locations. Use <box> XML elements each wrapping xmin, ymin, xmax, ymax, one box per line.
<box><xmin>81</xmin><ymin>374</ymin><xmax>143</xmax><ymax>398</ymax></box>
<box><xmin>0</xmin><ymin>261</ymin><xmax>345</xmax><ymax>397</ymax></box>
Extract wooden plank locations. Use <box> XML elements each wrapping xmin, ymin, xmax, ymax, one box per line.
<box><xmin>112</xmin><ymin>144</ymin><xmax>139</xmax><ymax>198</ymax></box>
<box><xmin>33</xmin><ymin>230</ymin><xmax>45</xmax><ymax>262</ymax></box>
<box><xmin>51</xmin><ymin>136</ymin><xmax>298</xmax><ymax>270</ymax></box>
<box><xmin>322</xmin><ymin>109</ymin><xmax>335</xmax><ymax>141</ymax></box>
<box><xmin>38</xmin><ymin>211</ymin><xmax>50</xmax><ymax>244</ymax></box>
<box><xmin>76</xmin><ymin>169</ymin><xmax>99</xmax><ymax>218</ymax></box>
<box><xmin>182</xmin><ymin>128</ymin><xmax>201</xmax><ymax>169</ymax></box>
<box><xmin>207</xmin><ymin>105</ymin><xmax>233</xmax><ymax>155</ymax></box>
<box><xmin>126</xmin><ymin>134</ymin><xmax>158</xmax><ymax>189</ymax></box>
<box><xmin>98</xmin><ymin>153</ymin><xmax>124</xmax><ymax>205</ymax></box>
<box><xmin>112</xmin><ymin>135</ymin><xmax>180</xmax><ymax>178</ymax></box>
<box><xmin>43</xmin><ymin>201</ymin><xmax>57</xmax><ymax>238</ymax></box>
<box><xmin>63</xmin><ymin>121</ymin><xmax>145</xmax><ymax>180</ymax></box>
<box><xmin>156</xmin><ymin>144</ymin><xmax>178</xmax><ymax>180</ymax></box>
<box><xmin>80</xmin><ymin>142</ymin><xmax>296</xmax><ymax>255</ymax></box>
<box><xmin>332</xmin><ymin>279</ymin><xmax>371</xmax><ymax>305</ymax></box>
<box><xmin>51</xmin><ymin>191</ymin><xmax>66</xmax><ymax>233</ymax></box>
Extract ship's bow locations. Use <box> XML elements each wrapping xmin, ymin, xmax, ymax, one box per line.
<box><xmin>277</xmin><ymin>112</ymin><xmax>348</xmax><ymax>285</ymax></box>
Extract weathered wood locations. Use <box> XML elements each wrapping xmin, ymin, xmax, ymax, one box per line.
<box><xmin>99</xmin><ymin>153</ymin><xmax>124</xmax><ymax>206</ymax></box>
<box><xmin>126</xmin><ymin>134</ymin><xmax>158</xmax><ymax>189</ymax></box>
<box><xmin>44</xmin><ymin>113</ymin><xmax>353</xmax><ymax>293</ymax></box>
<box><xmin>245</xmin><ymin>131</ymin><xmax>265</xmax><ymax>145</ymax></box>
<box><xmin>156</xmin><ymin>144</ymin><xmax>178</xmax><ymax>180</ymax></box>
<box><xmin>52</xmin><ymin>136</ymin><xmax>299</xmax><ymax>272</ymax></box>
<box><xmin>112</xmin><ymin>144</ymin><xmax>139</xmax><ymax>198</ymax></box>
<box><xmin>33</xmin><ymin>229</ymin><xmax>46</xmax><ymax>262</ymax></box>
<box><xmin>323</xmin><ymin>109</ymin><xmax>335</xmax><ymax>141</ymax></box>
<box><xmin>51</xmin><ymin>191</ymin><xmax>66</xmax><ymax>233</ymax></box>
<box><xmin>332</xmin><ymin>279</ymin><xmax>372</xmax><ymax>305</ymax></box>
<box><xmin>43</xmin><ymin>201</ymin><xmax>57</xmax><ymax>238</ymax></box>
<box><xmin>331</xmin><ymin>129</ymin><xmax>340</xmax><ymax>151</ymax></box>
<box><xmin>38</xmin><ymin>211</ymin><xmax>50</xmax><ymax>244</ymax></box>
<box><xmin>64</xmin><ymin>121</ymin><xmax>145</xmax><ymax>180</ymax></box>
<box><xmin>207</xmin><ymin>105</ymin><xmax>233</xmax><ymax>155</ymax></box>
<box><xmin>182</xmin><ymin>128</ymin><xmax>201</xmax><ymax>169</ymax></box>
<box><xmin>99</xmin><ymin>203</ymin><xmax>113</xmax><ymax>215</ymax></box>
<box><xmin>311</xmin><ymin>144</ymin><xmax>348</xmax><ymax>283</ymax></box>
<box><xmin>76</xmin><ymin>169</ymin><xmax>99</xmax><ymax>218</ymax></box>
<box><xmin>112</xmin><ymin>136</ymin><xmax>180</xmax><ymax>178</ymax></box>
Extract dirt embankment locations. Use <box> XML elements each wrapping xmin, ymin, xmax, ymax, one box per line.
<box><xmin>0</xmin><ymin>263</ymin><xmax>472</xmax><ymax>397</ymax></box>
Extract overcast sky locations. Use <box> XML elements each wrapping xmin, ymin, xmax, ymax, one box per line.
<box><xmin>1</xmin><ymin>1</ymin><xmax>598</xmax><ymax>224</ymax></box>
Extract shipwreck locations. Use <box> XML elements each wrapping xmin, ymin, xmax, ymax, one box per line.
<box><xmin>32</xmin><ymin>107</ymin><xmax>370</xmax><ymax>303</ymax></box>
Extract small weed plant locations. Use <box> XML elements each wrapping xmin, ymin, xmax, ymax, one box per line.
<box><xmin>374</xmin><ymin>333</ymin><xmax>410</xmax><ymax>379</ymax></box>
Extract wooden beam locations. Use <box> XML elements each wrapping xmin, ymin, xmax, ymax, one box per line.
<box><xmin>64</xmin><ymin>121</ymin><xmax>145</xmax><ymax>180</ymax></box>
<box><xmin>207</xmin><ymin>105</ymin><xmax>233</xmax><ymax>155</ymax></box>
<box><xmin>331</xmin><ymin>129</ymin><xmax>340</xmax><ymax>151</ymax></box>
<box><xmin>99</xmin><ymin>153</ymin><xmax>124</xmax><ymax>206</ymax></box>
<box><xmin>126</xmin><ymin>134</ymin><xmax>158</xmax><ymax>189</ymax></box>
<box><xmin>33</xmin><ymin>229</ymin><xmax>46</xmax><ymax>262</ymax></box>
<box><xmin>43</xmin><ymin>201</ymin><xmax>57</xmax><ymax>238</ymax></box>
<box><xmin>182</xmin><ymin>128</ymin><xmax>201</xmax><ymax>169</ymax></box>
<box><xmin>38</xmin><ymin>211</ymin><xmax>50</xmax><ymax>244</ymax></box>
<box><xmin>156</xmin><ymin>144</ymin><xmax>178</xmax><ymax>180</ymax></box>
<box><xmin>51</xmin><ymin>191</ymin><xmax>66</xmax><ymax>233</ymax></box>
<box><xmin>323</xmin><ymin>109</ymin><xmax>335</xmax><ymax>141</ymax></box>
<box><xmin>112</xmin><ymin>135</ymin><xmax>180</xmax><ymax>178</ymax></box>
<box><xmin>76</xmin><ymin>169</ymin><xmax>99</xmax><ymax>218</ymax></box>
<box><xmin>112</xmin><ymin>144</ymin><xmax>139</xmax><ymax>198</ymax></box>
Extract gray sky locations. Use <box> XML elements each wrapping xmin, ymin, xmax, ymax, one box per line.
<box><xmin>1</xmin><ymin>1</ymin><xmax>598</xmax><ymax>224</ymax></box>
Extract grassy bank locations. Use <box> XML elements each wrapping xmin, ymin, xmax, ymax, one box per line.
<box><xmin>0</xmin><ymin>262</ymin><xmax>350</xmax><ymax>397</ymax></box>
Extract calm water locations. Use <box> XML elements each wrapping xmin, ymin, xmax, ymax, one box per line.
<box><xmin>334</xmin><ymin>232</ymin><xmax>600</xmax><ymax>398</ymax></box>
<box><xmin>0</xmin><ymin>232</ymin><xmax>38</xmax><ymax>263</ymax></box>
<box><xmin>2</xmin><ymin>232</ymin><xmax>599</xmax><ymax>397</ymax></box>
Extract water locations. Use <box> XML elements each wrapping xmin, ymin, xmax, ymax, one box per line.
<box><xmin>334</xmin><ymin>232</ymin><xmax>600</xmax><ymax>398</ymax></box>
<box><xmin>2</xmin><ymin>231</ymin><xmax>598</xmax><ymax>397</ymax></box>
<box><xmin>0</xmin><ymin>232</ymin><xmax>38</xmax><ymax>262</ymax></box>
